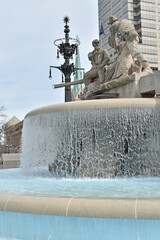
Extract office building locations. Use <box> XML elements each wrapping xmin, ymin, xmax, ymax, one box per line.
<box><xmin>98</xmin><ymin>0</ymin><xmax>160</xmax><ymax>70</ymax></box>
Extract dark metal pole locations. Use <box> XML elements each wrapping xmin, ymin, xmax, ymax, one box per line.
<box><xmin>50</xmin><ymin>16</ymin><xmax>83</xmax><ymax>102</ymax></box>
<box><xmin>64</xmin><ymin>18</ymin><xmax>71</xmax><ymax>102</ymax></box>
<box><xmin>65</xmin><ymin>71</ymin><xmax>72</xmax><ymax>102</ymax></box>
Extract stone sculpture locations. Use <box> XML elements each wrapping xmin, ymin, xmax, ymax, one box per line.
<box><xmin>108</xmin><ymin>16</ymin><xmax>152</xmax><ymax>74</ymax></box>
<box><xmin>107</xmin><ymin>32</ymin><xmax>141</xmax><ymax>81</ymax></box>
<box><xmin>81</xmin><ymin>16</ymin><xmax>153</xmax><ymax>100</ymax></box>
<box><xmin>81</xmin><ymin>39</ymin><xmax>110</xmax><ymax>99</ymax></box>
<box><xmin>84</xmin><ymin>39</ymin><xmax>110</xmax><ymax>83</ymax></box>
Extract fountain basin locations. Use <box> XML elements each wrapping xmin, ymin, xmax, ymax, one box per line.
<box><xmin>1</xmin><ymin>168</ymin><xmax>160</xmax><ymax>219</ymax></box>
<box><xmin>0</xmin><ymin>168</ymin><xmax>160</xmax><ymax>239</ymax></box>
<box><xmin>21</xmin><ymin>98</ymin><xmax>160</xmax><ymax>177</ymax></box>
<box><xmin>2</xmin><ymin>98</ymin><xmax>159</xmax><ymax>239</ymax></box>
<box><xmin>0</xmin><ymin>168</ymin><xmax>160</xmax><ymax>219</ymax></box>
<box><xmin>0</xmin><ymin>193</ymin><xmax>160</xmax><ymax>240</ymax></box>
<box><xmin>1</xmin><ymin>209</ymin><xmax>160</xmax><ymax>240</ymax></box>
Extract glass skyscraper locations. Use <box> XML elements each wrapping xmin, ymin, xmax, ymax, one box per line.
<box><xmin>98</xmin><ymin>0</ymin><xmax>160</xmax><ymax>70</ymax></box>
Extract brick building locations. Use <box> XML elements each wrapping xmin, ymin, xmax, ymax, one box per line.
<box><xmin>4</xmin><ymin>116</ymin><xmax>23</xmax><ymax>153</ymax></box>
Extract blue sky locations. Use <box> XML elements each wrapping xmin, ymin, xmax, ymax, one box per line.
<box><xmin>0</xmin><ymin>0</ymin><xmax>98</xmax><ymax>120</ymax></box>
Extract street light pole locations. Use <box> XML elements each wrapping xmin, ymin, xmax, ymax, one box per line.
<box><xmin>49</xmin><ymin>16</ymin><xmax>81</xmax><ymax>102</ymax></box>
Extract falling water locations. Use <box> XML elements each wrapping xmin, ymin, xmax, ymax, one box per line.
<box><xmin>21</xmin><ymin>107</ymin><xmax>160</xmax><ymax>177</ymax></box>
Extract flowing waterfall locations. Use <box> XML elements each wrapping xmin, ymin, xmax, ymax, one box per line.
<box><xmin>21</xmin><ymin>107</ymin><xmax>160</xmax><ymax>177</ymax></box>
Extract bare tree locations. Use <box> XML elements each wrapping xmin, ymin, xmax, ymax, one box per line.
<box><xmin>0</xmin><ymin>106</ymin><xmax>7</xmax><ymax>151</ymax></box>
<box><xmin>0</xmin><ymin>106</ymin><xmax>7</xmax><ymax>123</ymax></box>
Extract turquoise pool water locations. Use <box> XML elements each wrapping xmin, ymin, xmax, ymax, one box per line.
<box><xmin>0</xmin><ymin>168</ymin><xmax>160</xmax><ymax>239</ymax></box>
<box><xmin>0</xmin><ymin>168</ymin><xmax>160</xmax><ymax>198</ymax></box>
<box><xmin>0</xmin><ymin>211</ymin><xmax>160</xmax><ymax>240</ymax></box>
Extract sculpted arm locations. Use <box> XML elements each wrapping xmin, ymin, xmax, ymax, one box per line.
<box><xmin>108</xmin><ymin>35</ymin><xmax>118</xmax><ymax>49</ymax></box>
<box><xmin>109</xmin><ymin>26</ymin><xmax>116</xmax><ymax>39</ymax></box>
<box><xmin>108</xmin><ymin>24</ymin><xmax>118</xmax><ymax>49</ymax></box>
<box><xmin>88</xmin><ymin>51</ymin><xmax>94</xmax><ymax>61</ymax></box>
<box><xmin>101</xmin><ymin>50</ymin><xmax>110</xmax><ymax>67</ymax></box>
<box><xmin>88</xmin><ymin>51</ymin><xmax>95</xmax><ymax>66</ymax></box>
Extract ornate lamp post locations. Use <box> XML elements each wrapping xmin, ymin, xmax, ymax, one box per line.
<box><xmin>49</xmin><ymin>16</ymin><xmax>82</xmax><ymax>102</ymax></box>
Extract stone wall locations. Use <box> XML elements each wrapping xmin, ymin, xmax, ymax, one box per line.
<box><xmin>1</xmin><ymin>153</ymin><xmax>21</xmax><ymax>169</ymax></box>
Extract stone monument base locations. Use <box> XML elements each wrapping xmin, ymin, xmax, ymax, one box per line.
<box><xmin>81</xmin><ymin>70</ymin><xmax>160</xmax><ymax>99</ymax></box>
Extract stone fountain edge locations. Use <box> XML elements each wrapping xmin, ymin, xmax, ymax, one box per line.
<box><xmin>25</xmin><ymin>98</ymin><xmax>160</xmax><ymax>118</ymax></box>
<box><xmin>0</xmin><ymin>194</ymin><xmax>160</xmax><ymax>220</ymax></box>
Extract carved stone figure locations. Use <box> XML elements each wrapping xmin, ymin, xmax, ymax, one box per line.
<box><xmin>84</xmin><ymin>39</ymin><xmax>110</xmax><ymax>84</ymax></box>
<box><xmin>108</xmin><ymin>16</ymin><xmax>152</xmax><ymax>74</ymax></box>
<box><xmin>106</xmin><ymin>32</ymin><xmax>142</xmax><ymax>82</ymax></box>
<box><xmin>80</xmin><ymin>17</ymin><xmax>153</xmax><ymax>100</ymax></box>
<box><xmin>81</xmin><ymin>39</ymin><xmax>110</xmax><ymax>99</ymax></box>
<box><xmin>106</xmin><ymin>33</ymin><xmax>134</xmax><ymax>81</ymax></box>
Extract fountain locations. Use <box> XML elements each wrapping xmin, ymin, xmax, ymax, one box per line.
<box><xmin>1</xmin><ymin>17</ymin><xmax>160</xmax><ymax>240</ymax></box>
<box><xmin>21</xmin><ymin>98</ymin><xmax>160</xmax><ymax>177</ymax></box>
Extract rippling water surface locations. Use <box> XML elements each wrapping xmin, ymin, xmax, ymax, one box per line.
<box><xmin>0</xmin><ymin>168</ymin><xmax>160</xmax><ymax>198</ymax></box>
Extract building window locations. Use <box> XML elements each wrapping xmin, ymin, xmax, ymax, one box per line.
<box><xmin>147</xmin><ymin>58</ymin><xmax>158</xmax><ymax>63</ymax></box>
<box><xmin>151</xmin><ymin>67</ymin><xmax>158</xmax><ymax>71</ymax></box>
<box><xmin>113</xmin><ymin>5</ymin><xmax>122</xmax><ymax>15</ymax></box>
<box><xmin>103</xmin><ymin>5</ymin><xmax>111</xmax><ymax>15</ymax></box>
<box><xmin>134</xmin><ymin>15</ymin><xmax>141</xmax><ymax>21</ymax></box>
<box><xmin>142</xmin><ymin>31</ymin><xmax>157</xmax><ymax>38</ymax></box>
<box><xmin>128</xmin><ymin>15</ymin><xmax>134</xmax><ymax>20</ymax></box>
<box><xmin>141</xmin><ymin>22</ymin><xmax>156</xmax><ymax>29</ymax></box>
<box><xmin>134</xmin><ymin>6</ymin><xmax>140</xmax><ymax>12</ymax></box>
<box><xmin>141</xmin><ymin>5</ymin><xmax>155</xmax><ymax>12</ymax></box>
<box><xmin>133</xmin><ymin>0</ymin><xmax>140</xmax><ymax>3</ymax></box>
<box><xmin>128</xmin><ymin>6</ymin><xmax>133</xmax><ymax>11</ymax></box>
<box><xmin>99</xmin><ymin>0</ymin><xmax>111</xmax><ymax>11</ymax></box>
<box><xmin>141</xmin><ymin>13</ymin><xmax>156</xmax><ymax>20</ymax></box>
<box><xmin>141</xmin><ymin>0</ymin><xmax>155</xmax><ymax>3</ymax></box>
<box><xmin>142</xmin><ymin>39</ymin><xmax>157</xmax><ymax>46</ymax></box>
<box><xmin>112</xmin><ymin>0</ymin><xmax>120</xmax><ymax>7</ymax></box>
<box><xmin>134</xmin><ymin>23</ymin><xmax>141</xmax><ymax>30</ymax></box>
<box><xmin>140</xmin><ymin>48</ymin><xmax>157</xmax><ymax>55</ymax></box>
<box><xmin>123</xmin><ymin>7</ymin><xmax>128</xmax><ymax>14</ymax></box>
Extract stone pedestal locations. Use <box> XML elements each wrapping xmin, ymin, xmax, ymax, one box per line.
<box><xmin>81</xmin><ymin>71</ymin><xmax>160</xmax><ymax>99</ymax></box>
<box><xmin>106</xmin><ymin>74</ymin><xmax>141</xmax><ymax>98</ymax></box>
<box><xmin>140</xmin><ymin>70</ymin><xmax>160</xmax><ymax>97</ymax></box>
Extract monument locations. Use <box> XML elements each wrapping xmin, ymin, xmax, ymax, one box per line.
<box><xmin>45</xmin><ymin>16</ymin><xmax>160</xmax><ymax>176</ymax></box>
<box><xmin>80</xmin><ymin>16</ymin><xmax>160</xmax><ymax>100</ymax></box>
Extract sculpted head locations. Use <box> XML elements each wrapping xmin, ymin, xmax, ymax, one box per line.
<box><xmin>108</xmin><ymin>16</ymin><xmax>118</xmax><ymax>25</ymax></box>
<box><xmin>92</xmin><ymin>39</ymin><xmax>100</xmax><ymax>50</ymax></box>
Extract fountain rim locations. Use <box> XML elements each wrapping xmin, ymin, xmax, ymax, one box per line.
<box><xmin>1</xmin><ymin>194</ymin><xmax>160</xmax><ymax>220</ymax></box>
<box><xmin>25</xmin><ymin>98</ymin><xmax>160</xmax><ymax>118</ymax></box>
